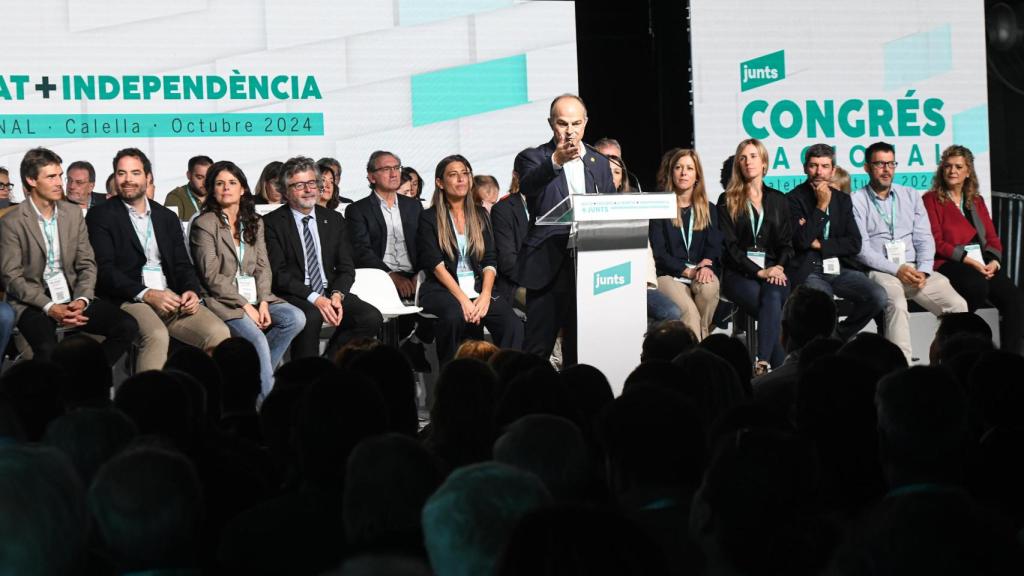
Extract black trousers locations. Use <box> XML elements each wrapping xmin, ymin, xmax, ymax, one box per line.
<box><xmin>16</xmin><ymin>299</ymin><xmax>139</xmax><ymax>364</ymax></box>
<box><xmin>523</xmin><ymin>255</ymin><xmax>577</xmax><ymax>366</ymax></box>
<box><xmin>286</xmin><ymin>293</ymin><xmax>384</xmax><ymax>359</ymax></box>
<box><xmin>939</xmin><ymin>259</ymin><xmax>1024</xmax><ymax>353</ymax></box>
<box><xmin>420</xmin><ymin>287</ymin><xmax>523</xmax><ymax>366</ymax></box>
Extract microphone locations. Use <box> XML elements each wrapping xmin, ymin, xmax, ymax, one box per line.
<box><xmin>584</xmin><ymin>162</ymin><xmax>601</xmax><ymax>194</ymax></box>
<box><xmin>626</xmin><ymin>170</ymin><xmax>643</xmax><ymax>192</ymax></box>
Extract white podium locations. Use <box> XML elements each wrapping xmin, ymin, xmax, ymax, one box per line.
<box><xmin>537</xmin><ymin>192</ymin><xmax>676</xmax><ymax>394</ymax></box>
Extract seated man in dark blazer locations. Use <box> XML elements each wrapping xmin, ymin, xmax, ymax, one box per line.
<box><xmin>87</xmin><ymin>148</ymin><xmax>229</xmax><ymax>372</ymax></box>
<box><xmin>788</xmin><ymin>143</ymin><xmax>886</xmax><ymax>341</ymax></box>
<box><xmin>263</xmin><ymin>156</ymin><xmax>383</xmax><ymax>359</ymax></box>
<box><xmin>515</xmin><ymin>94</ymin><xmax>616</xmax><ymax>365</ymax></box>
<box><xmin>345</xmin><ymin>150</ymin><xmax>422</xmax><ymax>298</ymax></box>
<box><xmin>489</xmin><ymin>171</ymin><xmax>528</xmax><ymax>306</ymax></box>
<box><xmin>0</xmin><ymin>147</ymin><xmax>137</xmax><ymax>363</ymax></box>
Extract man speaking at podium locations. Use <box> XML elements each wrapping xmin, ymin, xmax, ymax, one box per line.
<box><xmin>514</xmin><ymin>94</ymin><xmax>616</xmax><ymax>366</ymax></box>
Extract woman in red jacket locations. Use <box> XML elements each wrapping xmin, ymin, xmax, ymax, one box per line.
<box><xmin>923</xmin><ymin>145</ymin><xmax>1024</xmax><ymax>353</ymax></box>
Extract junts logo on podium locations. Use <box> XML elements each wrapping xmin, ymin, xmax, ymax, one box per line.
<box><xmin>593</xmin><ymin>262</ymin><xmax>631</xmax><ymax>295</ymax></box>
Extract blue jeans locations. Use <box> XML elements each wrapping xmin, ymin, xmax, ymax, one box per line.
<box><xmin>647</xmin><ymin>288</ymin><xmax>682</xmax><ymax>322</ymax></box>
<box><xmin>802</xmin><ymin>268</ymin><xmax>887</xmax><ymax>341</ymax></box>
<box><xmin>0</xmin><ymin>301</ymin><xmax>14</xmax><ymax>366</ymax></box>
<box><xmin>722</xmin><ymin>269</ymin><xmax>788</xmax><ymax>367</ymax></box>
<box><xmin>225</xmin><ymin>302</ymin><xmax>306</xmax><ymax>397</ymax></box>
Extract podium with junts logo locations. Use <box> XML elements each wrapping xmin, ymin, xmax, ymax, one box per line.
<box><xmin>536</xmin><ymin>192</ymin><xmax>676</xmax><ymax>394</ymax></box>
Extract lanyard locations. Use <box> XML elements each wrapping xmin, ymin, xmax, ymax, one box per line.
<box><xmin>747</xmin><ymin>200</ymin><xmax>764</xmax><ymax>245</ymax></box>
<box><xmin>41</xmin><ymin>213</ymin><xmax>58</xmax><ymax>272</ymax></box>
<box><xmin>867</xmin><ymin>188</ymin><xmax>897</xmax><ymax>237</ymax></box>
<box><xmin>130</xmin><ymin>212</ymin><xmax>155</xmax><ymax>264</ymax></box>
<box><xmin>680</xmin><ymin>206</ymin><xmax>694</xmax><ymax>256</ymax></box>
<box><xmin>448</xmin><ymin>211</ymin><xmax>471</xmax><ymax>269</ymax></box>
<box><xmin>187</xmin><ymin>189</ymin><xmax>200</xmax><ymax>212</ymax></box>
<box><xmin>233</xmin><ymin>220</ymin><xmax>246</xmax><ymax>273</ymax></box>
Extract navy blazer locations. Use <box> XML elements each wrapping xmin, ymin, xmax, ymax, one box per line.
<box><xmin>490</xmin><ymin>193</ymin><xmax>528</xmax><ymax>296</ymax></box>
<box><xmin>86</xmin><ymin>197</ymin><xmax>202</xmax><ymax>303</ymax></box>
<box><xmin>417</xmin><ymin>207</ymin><xmax>496</xmax><ymax>298</ymax></box>
<box><xmin>787</xmin><ymin>181</ymin><xmax>864</xmax><ymax>286</ymax></box>
<box><xmin>263</xmin><ymin>204</ymin><xmax>356</xmax><ymax>299</ymax></box>
<box><xmin>717</xmin><ymin>186</ymin><xmax>794</xmax><ymax>279</ymax></box>
<box><xmin>346</xmin><ymin>192</ymin><xmax>422</xmax><ymax>272</ymax></box>
<box><xmin>513</xmin><ymin>140</ymin><xmax>616</xmax><ymax>289</ymax></box>
<box><xmin>649</xmin><ymin>201</ymin><xmax>723</xmax><ymax>278</ymax></box>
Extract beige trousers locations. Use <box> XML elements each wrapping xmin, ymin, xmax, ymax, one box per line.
<box><xmin>868</xmin><ymin>270</ymin><xmax>968</xmax><ymax>363</ymax></box>
<box><xmin>120</xmin><ymin>302</ymin><xmax>230</xmax><ymax>372</ymax></box>
<box><xmin>656</xmin><ymin>275</ymin><xmax>721</xmax><ymax>340</ymax></box>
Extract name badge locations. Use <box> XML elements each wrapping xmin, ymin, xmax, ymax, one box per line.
<box><xmin>747</xmin><ymin>250</ymin><xmax>766</xmax><ymax>269</ymax></box>
<box><xmin>142</xmin><ymin>265</ymin><xmax>167</xmax><ymax>290</ymax></box>
<box><xmin>822</xmin><ymin>257</ymin><xmax>841</xmax><ymax>275</ymax></box>
<box><xmin>458</xmin><ymin>270</ymin><xmax>479</xmax><ymax>299</ymax></box>
<box><xmin>44</xmin><ymin>270</ymin><xmax>72</xmax><ymax>304</ymax></box>
<box><xmin>884</xmin><ymin>241</ymin><xmax>906</xmax><ymax>266</ymax></box>
<box><xmin>964</xmin><ymin>243</ymin><xmax>984</xmax><ymax>265</ymax></box>
<box><xmin>237</xmin><ymin>275</ymin><xmax>258</xmax><ymax>305</ymax></box>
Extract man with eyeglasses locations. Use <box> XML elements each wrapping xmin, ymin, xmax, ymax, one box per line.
<box><xmin>852</xmin><ymin>141</ymin><xmax>967</xmax><ymax>363</ymax></box>
<box><xmin>346</xmin><ymin>150</ymin><xmax>422</xmax><ymax>299</ymax></box>
<box><xmin>263</xmin><ymin>155</ymin><xmax>383</xmax><ymax>359</ymax></box>
<box><xmin>0</xmin><ymin>166</ymin><xmax>17</xmax><ymax>211</ymax></box>
<box><xmin>65</xmin><ymin>160</ymin><xmax>106</xmax><ymax>210</ymax></box>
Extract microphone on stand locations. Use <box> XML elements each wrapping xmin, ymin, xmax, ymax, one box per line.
<box><xmin>626</xmin><ymin>170</ymin><xmax>643</xmax><ymax>192</ymax></box>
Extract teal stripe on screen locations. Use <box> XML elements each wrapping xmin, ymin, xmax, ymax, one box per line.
<box><xmin>952</xmin><ymin>105</ymin><xmax>990</xmax><ymax>155</ymax></box>
<box><xmin>411</xmin><ymin>54</ymin><xmax>528</xmax><ymax>127</ymax></box>
<box><xmin>883</xmin><ymin>24</ymin><xmax>953</xmax><ymax>90</ymax></box>
<box><xmin>0</xmin><ymin>113</ymin><xmax>323</xmax><ymax>139</ymax></box>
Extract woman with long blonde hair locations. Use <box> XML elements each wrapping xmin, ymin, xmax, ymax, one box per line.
<box><xmin>416</xmin><ymin>155</ymin><xmax>523</xmax><ymax>365</ymax></box>
<box><xmin>649</xmin><ymin>149</ymin><xmax>722</xmax><ymax>339</ymax></box>
<box><xmin>923</xmin><ymin>144</ymin><xmax>1024</xmax><ymax>353</ymax></box>
<box><xmin>716</xmin><ymin>138</ymin><xmax>793</xmax><ymax>373</ymax></box>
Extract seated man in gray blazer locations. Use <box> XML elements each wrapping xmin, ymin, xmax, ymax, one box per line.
<box><xmin>0</xmin><ymin>147</ymin><xmax>138</xmax><ymax>363</ymax></box>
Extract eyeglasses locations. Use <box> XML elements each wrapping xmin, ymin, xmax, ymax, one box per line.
<box><xmin>0</xmin><ymin>183</ymin><xmax>13</xmax><ymax>191</ymax></box>
<box><xmin>287</xmin><ymin>180</ymin><xmax>320</xmax><ymax>192</ymax></box>
<box><xmin>372</xmin><ymin>165</ymin><xmax>402</xmax><ymax>174</ymax></box>
<box><xmin>869</xmin><ymin>161</ymin><xmax>898</xmax><ymax>169</ymax></box>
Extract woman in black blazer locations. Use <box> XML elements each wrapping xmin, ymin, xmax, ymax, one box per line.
<box><xmin>417</xmin><ymin>155</ymin><xmax>523</xmax><ymax>365</ymax></box>
<box><xmin>717</xmin><ymin>138</ymin><xmax>794</xmax><ymax>373</ymax></box>
<box><xmin>650</xmin><ymin>149</ymin><xmax>722</xmax><ymax>340</ymax></box>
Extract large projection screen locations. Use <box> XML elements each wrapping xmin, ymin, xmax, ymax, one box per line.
<box><xmin>690</xmin><ymin>1</ymin><xmax>991</xmax><ymax>201</ymax></box>
<box><xmin>0</xmin><ymin>0</ymin><xmax>578</xmax><ymax>204</ymax></box>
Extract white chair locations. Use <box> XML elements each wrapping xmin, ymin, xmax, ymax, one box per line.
<box><xmin>350</xmin><ymin>268</ymin><xmax>423</xmax><ymax>346</ymax></box>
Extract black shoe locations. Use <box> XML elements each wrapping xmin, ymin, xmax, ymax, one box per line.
<box><xmin>401</xmin><ymin>340</ymin><xmax>431</xmax><ymax>373</ymax></box>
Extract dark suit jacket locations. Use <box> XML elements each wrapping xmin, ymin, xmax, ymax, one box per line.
<box><xmin>86</xmin><ymin>198</ymin><xmax>202</xmax><ymax>303</ymax></box>
<box><xmin>513</xmin><ymin>141</ymin><xmax>616</xmax><ymax>289</ymax></box>
<box><xmin>717</xmin><ymin>186</ymin><xmax>794</xmax><ymax>279</ymax></box>
<box><xmin>787</xmin><ymin>181</ymin><xmax>863</xmax><ymax>285</ymax></box>
<box><xmin>345</xmin><ymin>192</ymin><xmax>421</xmax><ymax>272</ymax></box>
<box><xmin>263</xmin><ymin>204</ymin><xmax>355</xmax><ymax>300</ymax></box>
<box><xmin>649</xmin><ymin>201</ymin><xmax>723</xmax><ymax>278</ymax></box>
<box><xmin>490</xmin><ymin>192</ymin><xmax>528</xmax><ymax>296</ymax></box>
<box><xmin>417</xmin><ymin>207</ymin><xmax>497</xmax><ymax>298</ymax></box>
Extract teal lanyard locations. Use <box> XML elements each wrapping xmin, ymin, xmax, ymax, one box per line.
<box><xmin>680</xmin><ymin>206</ymin><xmax>694</xmax><ymax>256</ymax></box>
<box><xmin>130</xmin><ymin>212</ymin><xmax>154</xmax><ymax>264</ymax></box>
<box><xmin>234</xmin><ymin>221</ymin><xmax>246</xmax><ymax>273</ymax></box>
<box><xmin>867</xmin><ymin>188</ymin><xmax>897</xmax><ymax>237</ymax></box>
<box><xmin>187</xmin><ymin>189</ymin><xmax>200</xmax><ymax>212</ymax></box>
<box><xmin>747</xmin><ymin>200</ymin><xmax>764</xmax><ymax>245</ymax></box>
<box><xmin>448</xmin><ymin>212</ymin><xmax>471</xmax><ymax>270</ymax></box>
<box><xmin>823</xmin><ymin>206</ymin><xmax>830</xmax><ymax>241</ymax></box>
<box><xmin>41</xmin><ymin>213</ymin><xmax>58</xmax><ymax>272</ymax></box>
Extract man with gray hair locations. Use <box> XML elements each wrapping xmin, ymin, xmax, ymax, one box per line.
<box><xmin>594</xmin><ymin>137</ymin><xmax>622</xmax><ymax>159</ymax></box>
<box><xmin>788</xmin><ymin>143</ymin><xmax>886</xmax><ymax>340</ymax></box>
<box><xmin>263</xmin><ymin>155</ymin><xmax>383</xmax><ymax>359</ymax></box>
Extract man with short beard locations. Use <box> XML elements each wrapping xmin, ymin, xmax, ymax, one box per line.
<box><xmin>86</xmin><ymin>148</ymin><xmax>229</xmax><ymax>372</ymax></box>
<box><xmin>164</xmin><ymin>155</ymin><xmax>212</xmax><ymax>221</ymax></box>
